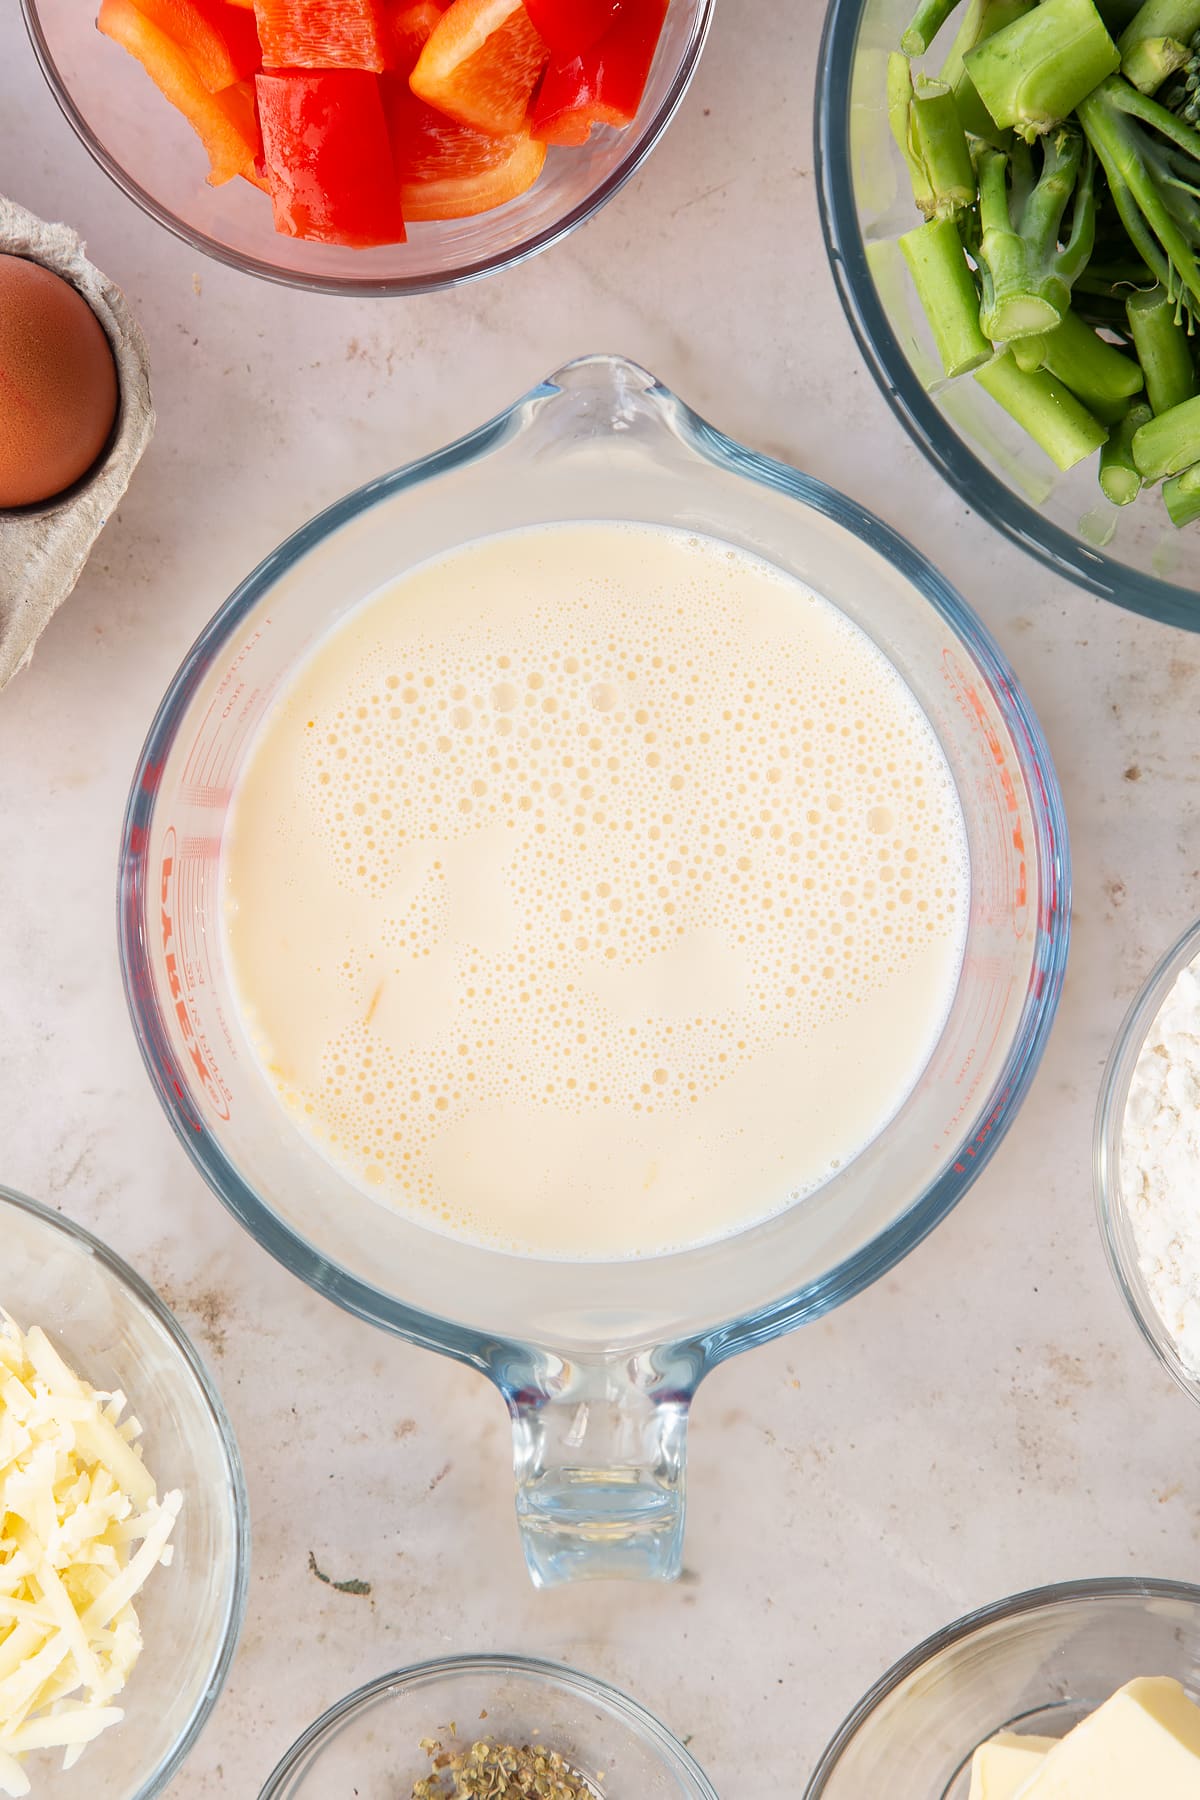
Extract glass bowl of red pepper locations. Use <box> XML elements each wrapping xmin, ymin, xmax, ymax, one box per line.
<box><xmin>22</xmin><ymin>0</ymin><xmax>712</xmax><ymax>294</ymax></box>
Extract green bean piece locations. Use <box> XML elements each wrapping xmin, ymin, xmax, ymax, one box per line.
<box><xmin>1099</xmin><ymin>400</ymin><xmax>1153</xmax><ymax>500</ymax></box>
<box><xmin>1132</xmin><ymin>389</ymin><xmax>1200</xmax><ymax>473</ymax></box>
<box><xmin>1126</xmin><ymin>285</ymin><xmax>1199</xmax><ymax>412</ymax></box>
<box><xmin>1163</xmin><ymin>461</ymin><xmax>1200</xmax><ymax>522</ymax></box>
<box><xmin>900</xmin><ymin>218</ymin><xmax>994</xmax><ymax>376</ymax></box>
<box><xmin>965</xmin><ymin>0</ymin><xmax>1121</xmax><ymax>136</ymax></box>
<box><xmin>976</xmin><ymin>350</ymin><xmax>1110</xmax><ymax>467</ymax></box>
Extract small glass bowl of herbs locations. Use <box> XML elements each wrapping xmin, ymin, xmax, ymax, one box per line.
<box><xmin>256</xmin><ymin>1655</ymin><xmax>717</xmax><ymax>1800</ymax></box>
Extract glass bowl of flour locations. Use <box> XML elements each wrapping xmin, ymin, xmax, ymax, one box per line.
<box><xmin>1096</xmin><ymin>917</ymin><xmax>1200</xmax><ymax>1399</ymax></box>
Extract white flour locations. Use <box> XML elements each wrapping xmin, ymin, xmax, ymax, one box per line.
<box><xmin>1121</xmin><ymin>955</ymin><xmax>1200</xmax><ymax>1376</ymax></box>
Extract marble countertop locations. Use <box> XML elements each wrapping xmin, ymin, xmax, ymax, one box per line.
<box><xmin>4</xmin><ymin>3</ymin><xmax>1200</xmax><ymax>1793</ymax></box>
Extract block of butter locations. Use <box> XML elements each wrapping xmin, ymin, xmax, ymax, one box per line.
<box><xmin>968</xmin><ymin>1730</ymin><xmax>1057</xmax><ymax>1798</ymax></box>
<box><xmin>1016</xmin><ymin>1678</ymin><xmax>1200</xmax><ymax>1796</ymax></box>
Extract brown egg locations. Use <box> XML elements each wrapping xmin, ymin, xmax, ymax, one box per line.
<box><xmin>0</xmin><ymin>253</ymin><xmax>120</xmax><ymax>510</ymax></box>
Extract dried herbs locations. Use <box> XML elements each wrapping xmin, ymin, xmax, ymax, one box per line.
<box><xmin>411</xmin><ymin>1735</ymin><xmax>598</xmax><ymax>1799</ymax></box>
<box><xmin>306</xmin><ymin>1549</ymin><xmax>372</xmax><ymax>1595</ymax></box>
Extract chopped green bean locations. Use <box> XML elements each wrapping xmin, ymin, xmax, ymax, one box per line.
<box><xmin>1132</xmin><ymin>388</ymin><xmax>1200</xmax><ymax>472</ymax></box>
<box><xmin>1163</xmin><ymin>460</ymin><xmax>1200</xmax><ymax>520</ymax></box>
<box><xmin>901</xmin><ymin>218</ymin><xmax>994</xmax><ymax>375</ymax></box>
<box><xmin>976</xmin><ymin>350</ymin><xmax>1110</xmax><ymax>467</ymax></box>
<box><xmin>902</xmin><ymin>0</ymin><xmax>962</xmax><ymax>55</ymax></box>
<box><xmin>910</xmin><ymin>83</ymin><xmax>978</xmax><ymax>214</ymax></box>
<box><xmin>1126</xmin><ymin>284</ymin><xmax>1198</xmax><ymax>412</ymax></box>
<box><xmin>940</xmin><ymin>0</ymin><xmax>1036</xmax><ymax>141</ymax></box>
<box><xmin>1037</xmin><ymin>309</ymin><xmax>1145</xmax><ymax>416</ymax></box>
<box><xmin>1119</xmin><ymin>0</ymin><xmax>1200</xmax><ymax>94</ymax></box>
<box><xmin>966</xmin><ymin>0</ymin><xmax>1122</xmax><ymax>136</ymax></box>
<box><xmin>1099</xmin><ymin>400</ymin><xmax>1154</xmax><ymax>499</ymax></box>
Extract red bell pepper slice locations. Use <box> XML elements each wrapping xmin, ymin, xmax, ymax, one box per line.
<box><xmin>131</xmin><ymin>0</ymin><xmax>261</xmax><ymax>90</ymax></box>
<box><xmin>98</xmin><ymin>0</ymin><xmax>261</xmax><ymax>182</ymax></box>
<box><xmin>254</xmin><ymin>0</ymin><xmax>391</xmax><ymax>71</ymax></box>
<box><xmin>409</xmin><ymin>0</ymin><xmax>548</xmax><ymax>138</ymax></box>
<box><xmin>384</xmin><ymin>77</ymin><xmax>545</xmax><ymax>217</ymax></box>
<box><xmin>531</xmin><ymin>0</ymin><xmax>668</xmax><ymax>146</ymax></box>
<box><xmin>256</xmin><ymin>69</ymin><xmax>406</xmax><ymax>245</ymax></box>
<box><xmin>388</xmin><ymin>0</ymin><xmax>445</xmax><ymax>71</ymax></box>
<box><xmin>523</xmin><ymin>0</ymin><xmax>618</xmax><ymax>55</ymax></box>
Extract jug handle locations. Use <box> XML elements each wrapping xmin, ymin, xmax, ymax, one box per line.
<box><xmin>504</xmin><ymin>1351</ymin><xmax>694</xmax><ymax>1588</ymax></box>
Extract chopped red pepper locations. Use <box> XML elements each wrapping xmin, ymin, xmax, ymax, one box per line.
<box><xmin>131</xmin><ymin>0</ymin><xmax>261</xmax><ymax>90</ymax></box>
<box><xmin>522</xmin><ymin>0</ymin><xmax>618</xmax><ymax>56</ymax></box>
<box><xmin>387</xmin><ymin>0</ymin><xmax>445</xmax><ymax>71</ymax></box>
<box><xmin>531</xmin><ymin>0</ymin><xmax>667</xmax><ymax>146</ymax></box>
<box><xmin>384</xmin><ymin>77</ymin><xmax>545</xmax><ymax>216</ymax></box>
<box><xmin>98</xmin><ymin>0</ymin><xmax>261</xmax><ymax>181</ymax></box>
<box><xmin>409</xmin><ymin>0</ymin><xmax>548</xmax><ymax>137</ymax></box>
<box><xmin>256</xmin><ymin>69</ymin><xmax>406</xmax><ymax>244</ymax></box>
<box><xmin>254</xmin><ymin>0</ymin><xmax>391</xmax><ymax>71</ymax></box>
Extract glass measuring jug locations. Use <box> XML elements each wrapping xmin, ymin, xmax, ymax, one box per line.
<box><xmin>118</xmin><ymin>357</ymin><xmax>1069</xmax><ymax>1586</ymax></box>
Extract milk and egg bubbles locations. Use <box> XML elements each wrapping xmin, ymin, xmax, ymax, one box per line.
<box><xmin>222</xmin><ymin>523</ymin><xmax>968</xmax><ymax>1259</ymax></box>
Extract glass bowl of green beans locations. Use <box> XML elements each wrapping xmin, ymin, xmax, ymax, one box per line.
<box><xmin>816</xmin><ymin>0</ymin><xmax>1200</xmax><ymax>629</ymax></box>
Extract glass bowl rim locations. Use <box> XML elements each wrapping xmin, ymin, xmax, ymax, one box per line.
<box><xmin>1094</xmin><ymin>913</ymin><xmax>1200</xmax><ymax>1406</ymax></box>
<box><xmin>803</xmin><ymin>1574</ymin><xmax>1200</xmax><ymax>1796</ymax></box>
<box><xmin>255</xmin><ymin>1651</ymin><xmax>720</xmax><ymax>1798</ymax></box>
<box><xmin>19</xmin><ymin>0</ymin><xmax>714</xmax><ymax>298</ymax></box>
<box><xmin>812</xmin><ymin>0</ymin><xmax>1200</xmax><ymax>632</ymax></box>
<box><xmin>0</xmin><ymin>1181</ymin><xmax>252</xmax><ymax>1800</ymax></box>
<box><xmin>117</xmin><ymin>354</ymin><xmax>1070</xmax><ymax>1370</ymax></box>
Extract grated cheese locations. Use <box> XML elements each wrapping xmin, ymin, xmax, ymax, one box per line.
<box><xmin>0</xmin><ymin>1311</ymin><xmax>181</xmax><ymax>1796</ymax></box>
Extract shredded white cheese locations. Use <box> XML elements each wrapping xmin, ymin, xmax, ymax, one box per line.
<box><xmin>0</xmin><ymin>1311</ymin><xmax>181</xmax><ymax>1795</ymax></box>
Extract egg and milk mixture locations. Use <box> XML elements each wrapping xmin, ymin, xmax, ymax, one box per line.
<box><xmin>221</xmin><ymin>522</ymin><xmax>968</xmax><ymax>1258</ymax></box>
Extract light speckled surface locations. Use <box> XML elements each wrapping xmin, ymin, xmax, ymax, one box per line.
<box><xmin>4</xmin><ymin>5</ymin><xmax>1200</xmax><ymax>1795</ymax></box>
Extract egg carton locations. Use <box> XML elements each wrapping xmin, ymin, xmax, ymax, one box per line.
<box><xmin>0</xmin><ymin>193</ymin><xmax>153</xmax><ymax>691</ymax></box>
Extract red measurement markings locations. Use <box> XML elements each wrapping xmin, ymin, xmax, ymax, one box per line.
<box><xmin>941</xmin><ymin>649</ymin><xmax>1029</xmax><ymax>940</ymax></box>
<box><xmin>181</xmin><ymin>622</ymin><xmax>268</xmax><ymax>794</ymax></box>
<box><xmin>929</xmin><ymin>956</ymin><xmax>1012</xmax><ymax>1157</ymax></box>
<box><xmin>159</xmin><ymin>827</ymin><xmax>232</xmax><ymax>1121</ymax></box>
<box><xmin>180</xmin><ymin>784</ymin><xmax>232</xmax><ymax>810</ymax></box>
<box><xmin>930</xmin><ymin>649</ymin><xmax>1039</xmax><ymax>1157</ymax></box>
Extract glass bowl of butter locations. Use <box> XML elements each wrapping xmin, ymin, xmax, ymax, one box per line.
<box><xmin>0</xmin><ymin>1185</ymin><xmax>249</xmax><ymax>1798</ymax></box>
<box><xmin>804</xmin><ymin>1577</ymin><xmax>1200</xmax><ymax>1798</ymax></box>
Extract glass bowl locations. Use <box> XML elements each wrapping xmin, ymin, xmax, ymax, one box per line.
<box><xmin>815</xmin><ymin>0</ymin><xmax>1200</xmax><ymax>630</ymax></box>
<box><xmin>804</xmin><ymin>1577</ymin><xmax>1200</xmax><ymax>1797</ymax></box>
<box><xmin>20</xmin><ymin>0</ymin><xmax>711</xmax><ymax>295</ymax></box>
<box><xmin>1</xmin><ymin>1184</ymin><xmax>249</xmax><ymax>1798</ymax></box>
<box><xmin>1095</xmin><ymin>915</ymin><xmax>1200</xmax><ymax>1406</ymax></box>
<box><xmin>117</xmin><ymin>355</ymin><xmax>1069</xmax><ymax>1586</ymax></box>
<box><xmin>256</xmin><ymin>1654</ymin><xmax>718</xmax><ymax>1798</ymax></box>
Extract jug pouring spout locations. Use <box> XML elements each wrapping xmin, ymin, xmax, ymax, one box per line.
<box><xmin>505</xmin><ymin>1348</ymin><xmax>697</xmax><ymax>1587</ymax></box>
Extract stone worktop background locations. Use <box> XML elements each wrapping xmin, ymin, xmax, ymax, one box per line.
<box><xmin>3</xmin><ymin>2</ymin><xmax>1200</xmax><ymax>1792</ymax></box>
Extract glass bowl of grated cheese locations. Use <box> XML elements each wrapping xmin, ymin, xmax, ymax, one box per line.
<box><xmin>0</xmin><ymin>1185</ymin><xmax>249</xmax><ymax>1798</ymax></box>
<box><xmin>1095</xmin><ymin>916</ymin><xmax>1200</xmax><ymax>1405</ymax></box>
